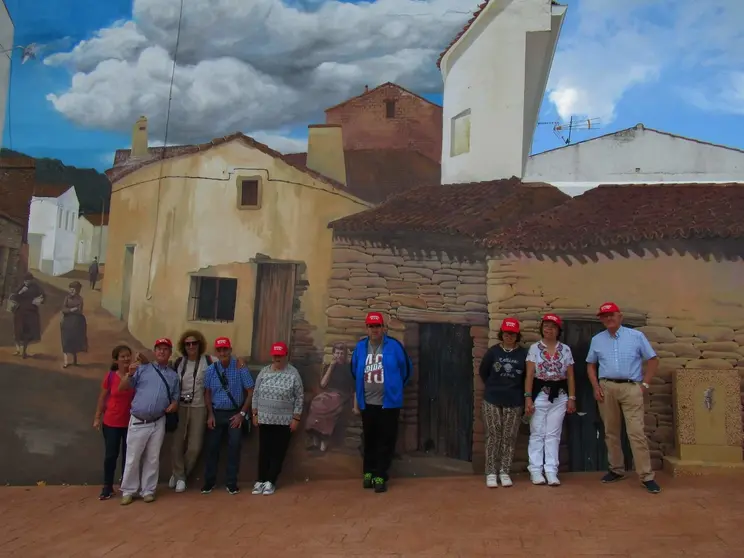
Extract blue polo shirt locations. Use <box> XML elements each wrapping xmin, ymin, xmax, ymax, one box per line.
<box><xmin>204</xmin><ymin>357</ymin><xmax>255</xmax><ymax>410</ymax></box>
<box><xmin>586</xmin><ymin>326</ymin><xmax>657</xmax><ymax>382</ymax></box>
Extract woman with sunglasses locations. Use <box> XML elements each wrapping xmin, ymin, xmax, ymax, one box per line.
<box><xmin>524</xmin><ymin>314</ymin><xmax>576</xmax><ymax>486</ymax></box>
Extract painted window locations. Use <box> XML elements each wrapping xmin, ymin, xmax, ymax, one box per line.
<box><xmin>239</xmin><ymin>179</ymin><xmax>260</xmax><ymax>208</ymax></box>
<box><xmin>450</xmin><ymin>109</ymin><xmax>471</xmax><ymax>157</ymax></box>
<box><xmin>57</xmin><ymin>208</ymin><xmax>63</xmax><ymax>229</ymax></box>
<box><xmin>189</xmin><ymin>276</ymin><xmax>238</xmax><ymax>322</ymax></box>
<box><xmin>385</xmin><ymin>100</ymin><xmax>396</xmax><ymax>118</ymax></box>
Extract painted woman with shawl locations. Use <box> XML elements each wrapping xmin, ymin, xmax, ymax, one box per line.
<box><xmin>10</xmin><ymin>273</ymin><xmax>45</xmax><ymax>358</ymax></box>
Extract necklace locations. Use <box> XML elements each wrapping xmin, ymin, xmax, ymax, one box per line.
<box><xmin>501</xmin><ymin>345</ymin><xmax>516</xmax><ymax>353</ymax></box>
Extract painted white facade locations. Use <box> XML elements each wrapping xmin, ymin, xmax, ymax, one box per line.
<box><xmin>0</xmin><ymin>1</ymin><xmax>14</xmax><ymax>145</ymax></box>
<box><xmin>526</xmin><ymin>124</ymin><xmax>744</xmax><ymax>193</ymax></box>
<box><xmin>440</xmin><ymin>0</ymin><xmax>566</xmax><ymax>184</ymax></box>
<box><xmin>75</xmin><ymin>214</ymin><xmax>108</xmax><ymax>264</ymax></box>
<box><xmin>28</xmin><ymin>186</ymin><xmax>79</xmax><ymax>276</ymax></box>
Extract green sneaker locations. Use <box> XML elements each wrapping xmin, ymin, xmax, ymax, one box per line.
<box><xmin>373</xmin><ymin>477</ymin><xmax>387</xmax><ymax>493</ymax></box>
<box><xmin>120</xmin><ymin>494</ymin><xmax>133</xmax><ymax>506</ymax></box>
<box><xmin>363</xmin><ymin>473</ymin><xmax>373</xmax><ymax>489</ymax></box>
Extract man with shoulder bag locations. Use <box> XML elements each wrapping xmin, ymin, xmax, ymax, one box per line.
<box><xmin>201</xmin><ymin>337</ymin><xmax>255</xmax><ymax>495</ymax></box>
<box><xmin>117</xmin><ymin>338</ymin><xmax>180</xmax><ymax>505</ymax></box>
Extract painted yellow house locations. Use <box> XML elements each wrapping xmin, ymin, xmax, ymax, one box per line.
<box><xmin>102</xmin><ymin>117</ymin><xmax>371</xmax><ymax>374</ymax></box>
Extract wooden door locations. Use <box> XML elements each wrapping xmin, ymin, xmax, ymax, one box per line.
<box><xmin>563</xmin><ymin>320</ymin><xmax>634</xmax><ymax>472</ymax></box>
<box><xmin>418</xmin><ymin>323</ymin><xmax>474</xmax><ymax>461</ymax></box>
<box><xmin>251</xmin><ymin>263</ymin><xmax>296</xmax><ymax>364</ymax></box>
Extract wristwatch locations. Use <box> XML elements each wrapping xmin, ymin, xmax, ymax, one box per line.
<box><xmin>568</xmin><ymin>395</ymin><xmax>576</xmax><ymax>400</ymax></box>
<box><xmin>239</xmin><ymin>411</ymin><xmax>246</xmax><ymax>418</ymax></box>
<box><xmin>641</xmin><ymin>382</ymin><xmax>649</xmax><ymax>389</ymax></box>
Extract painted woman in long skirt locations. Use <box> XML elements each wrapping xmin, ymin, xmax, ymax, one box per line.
<box><xmin>61</xmin><ymin>280</ymin><xmax>88</xmax><ymax>368</ymax></box>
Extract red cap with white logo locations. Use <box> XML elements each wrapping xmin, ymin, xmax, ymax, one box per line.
<box><xmin>500</xmin><ymin>318</ymin><xmax>520</xmax><ymax>333</ymax></box>
<box><xmin>270</xmin><ymin>342</ymin><xmax>288</xmax><ymax>356</ymax></box>
<box><xmin>597</xmin><ymin>302</ymin><xmax>620</xmax><ymax>316</ymax></box>
<box><xmin>365</xmin><ymin>312</ymin><xmax>384</xmax><ymax>325</ymax></box>
<box><xmin>541</xmin><ymin>314</ymin><xmax>563</xmax><ymax>328</ymax></box>
<box><xmin>214</xmin><ymin>337</ymin><xmax>232</xmax><ymax>349</ymax></box>
<box><xmin>154</xmin><ymin>338</ymin><xmax>173</xmax><ymax>348</ymax></box>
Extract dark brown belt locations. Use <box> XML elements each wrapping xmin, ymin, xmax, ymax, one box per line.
<box><xmin>601</xmin><ymin>378</ymin><xmax>636</xmax><ymax>384</ymax></box>
<box><xmin>131</xmin><ymin>415</ymin><xmax>163</xmax><ymax>425</ymax></box>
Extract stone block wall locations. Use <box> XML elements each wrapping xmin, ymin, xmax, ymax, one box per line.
<box><xmin>486</xmin><ymin>255</ymin><xmax>744</xmax><ymax>469</ymax></box>
<box><xmin>325</xmin><ymin>237</ymin><xmax>489</xmax><ymax>467</ymax></box>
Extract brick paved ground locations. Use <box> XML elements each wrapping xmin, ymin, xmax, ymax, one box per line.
<box><xmin>1</xmin><ymin>473</ymin><xmax>743</xmax><ymax>558</ymax></box>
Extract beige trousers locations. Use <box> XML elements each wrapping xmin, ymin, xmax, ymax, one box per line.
<box><xmin>598</xmin><ymin>379</ymin><xmax>654</xmax><ymax>481</ymax></box>
<box><xmin>171</xmin><ymin>405</ymin><xmax>207</xmax><ymax>481</ymax></box>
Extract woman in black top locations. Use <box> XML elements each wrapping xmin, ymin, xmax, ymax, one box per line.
<box><xmin>478</xmin><ymin>317</ymin><xmax>528</xmax><ymax>488</ymax></box>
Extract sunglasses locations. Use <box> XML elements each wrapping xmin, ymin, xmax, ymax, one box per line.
<box><xmin>367</xmin><ymin>324</ymin><xmax>382</xmax><ymax>329</ymax></box>
<box><xmin>184</xmin><ymin>341</ymin><xmax>199</xmax><ymax>347</ymax></box>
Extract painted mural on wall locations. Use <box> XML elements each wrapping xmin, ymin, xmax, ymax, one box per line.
<box><xmin>2</xmin><ymin>0</ymin><xmax>744</xmax><ymax>491</ymax></box>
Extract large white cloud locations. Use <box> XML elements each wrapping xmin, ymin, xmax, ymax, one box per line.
<box><xmin>44</xmin><ymin>0</ymin><xmax>744</xmax><ymax>152</ymax></box>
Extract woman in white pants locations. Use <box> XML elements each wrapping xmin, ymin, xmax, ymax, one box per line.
<box><xmin>524</xmin><ymin>314</ymin><xmax>576</xmax><ymax>486</ymax></box>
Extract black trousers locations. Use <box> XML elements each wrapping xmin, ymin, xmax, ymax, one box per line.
<box><xmin>102</xmin><ymin>424</ymin><xmax>127</xmax><ymax>487</ymax></box>
<box><xmin>361</xmin><ymin>405</ymin><xmax>400</xmax><ymax>481</ymax></box>
<box><xmin>257</xmin><ymin>424</ymin><xmax>292</xmax><ymax>485</ymax></box>
<box><xmin>204</xmin><ymin>409</ymin><xmax>243</xmax><ymax>486</ymax></box>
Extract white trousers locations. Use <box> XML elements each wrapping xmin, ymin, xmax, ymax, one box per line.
<box><xmin>527</xmin><ymin>392</ymin><xmax>567</xmax><ymax>475</ymax></box>
<box><xmin>120</xmin><ymin>415</ymin><xmax>166</xmax><ymax>497</ymax></box>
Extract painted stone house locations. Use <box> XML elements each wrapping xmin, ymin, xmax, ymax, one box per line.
<box><xmin>327</xmin><ymin>180</ymin><xmax>744</xmax><ymax>474</ymax></box>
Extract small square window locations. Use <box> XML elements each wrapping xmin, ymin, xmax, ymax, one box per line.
<box><xmin>189</xmin><ymin>276</ymin><xmax>238</xmax><ymax>322</ymax></box>
<box><xmin>240</xmin><ymin>179</ymin><xmax>259</xmax><ymax>207</ymax></box>
<box><xmin>385</xmin><ymin>100</ymin><xmax>396</xmax><ymax>119</ymax></box>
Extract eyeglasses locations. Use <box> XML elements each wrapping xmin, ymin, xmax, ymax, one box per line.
<box><xmin>184</xmin><ymin>341</ymin><xmax>199</xmax><ymax>347</ymax></box>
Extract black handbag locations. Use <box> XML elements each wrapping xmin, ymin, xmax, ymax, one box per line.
<box><xmin>152</xmin><ymin>364</ymin><xmax>179</xmax><ymax>433</ymax></box>
<box><xmin>215</xmin><ymin>362</ymin><xmax>252</xmax><ymax>437</ymax></box>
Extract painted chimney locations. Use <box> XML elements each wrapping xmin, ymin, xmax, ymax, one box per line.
<box><xmin>131</xmin><ymin>115</ymin><xmax>148</xmax><ymax>158</ymax></box>
<box><xmin>364</xmin><ymin>85</ymin><xmax>369</xmax><ymax>93</ymax></box>
<box><xmin>306</xmin><ymin>125</ymin><xmax>347</xmax><ymax>186</ymax></box>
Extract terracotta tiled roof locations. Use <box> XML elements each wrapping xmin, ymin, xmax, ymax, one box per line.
<box><xmin>107</xmin><ymin>133</ymin><xmax>345</xmax><ymax>190</ymax></box>
<box><xmin>324</xmin><ymin>82</ymin><xmax>441</xmax><ymax>113</ymax></box>
<box><xmin>437</xmin><ymin>1</ymin><xmax>560</xmax><ymax>68</ymax></box>
<box><xmin>483</xmin><ymin>183</ymin><xmax>744</xmax><ymax>251</ymax></box>
<box><xmin>330</xmin><ymin>177</ymin><xmax>570</xmax><ymax>238</ymax></box>
<box><xmin>0</xmin><ymin>156</ymin><xmax>68</xmax><ymax>224</ymax></box>
<box><xmin>81</xmin><ymin>213</ymin><xmax>109</xmax><ymax>227</ymax></box>
<box><xmin>283</xmin><ymin>149</ymin><xmax>441</xmax><ymax>204</ymax></box>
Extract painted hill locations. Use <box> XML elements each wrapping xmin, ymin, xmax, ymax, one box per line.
<box><xmin>0</xmin><ymin>148</ymin><xmax>111</xmax><ymax>216</ymax></box>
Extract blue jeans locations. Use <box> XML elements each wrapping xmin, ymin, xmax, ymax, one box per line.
<box><xmin>204</xmin><ymin>409</ymin><xmax>243</xmax><ymax>486</ymax></box>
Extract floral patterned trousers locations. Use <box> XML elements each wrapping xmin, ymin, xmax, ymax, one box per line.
<box><xmin>482</xmin><ymin>401</ymin><xmax>522</xmax><ymax>475</ymax></box>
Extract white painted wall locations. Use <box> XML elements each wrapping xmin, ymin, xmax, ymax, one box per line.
<box><xmin>526</xmin><ymin>125</ymin><xmax>744</xmax><ymax>186</ymax></box>
<box><xmin>439</xmin><ymin>0</ymin><xmax>565</xmax><ymax>184</ymax></box>
<box><xmin>0</xmin><ymin>2</ymin><xmax>14</xmax><ymax>146</ymax></box>
<box><xmin>28</xmin><ymin>187</ymin><xmax>79</xmax><ymax>276</ymax></box>
<box><xmin>75</xmin><ymin>215</ymin><xmax>108</xmax><ymax>264</ymax></box>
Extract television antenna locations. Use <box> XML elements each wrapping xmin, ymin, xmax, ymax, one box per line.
<box><xmin>538</xmin><ymin>116</ymin><xmax>600</xmax><ymax>145</ymax></box>
<box><xmin>0</xmin><ymin>44</ymin><xmax>39</xmax><ymax>64</ymax></box>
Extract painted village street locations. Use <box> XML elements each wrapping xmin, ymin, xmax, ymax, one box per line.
<box><xmin>0</xmin><ymin>273</ymin><xmax>743</xmax><ymax>557</ymax></box>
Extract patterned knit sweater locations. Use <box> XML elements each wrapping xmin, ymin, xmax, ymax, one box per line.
<box><xmin>253</xmin><ymin>364</ymin><xmax>304</xmax><ymax>425</ymax></box>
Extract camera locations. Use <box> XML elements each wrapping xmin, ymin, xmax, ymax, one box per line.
<box><xmin>181</xmin><ymin>394</ymin><xmax>193</xmax><ymax>403</ymax></box>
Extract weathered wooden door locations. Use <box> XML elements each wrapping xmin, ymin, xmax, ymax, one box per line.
<box><xmin>563</xmin><ymin>320</ymin><xmax>634</xmax><ymax>472</ymax></box>
<box><xmin>251</xmin><ymin>263</ymin><xmax>296</xmax><ymax>364</ymax></box>
<box><xmin>418</xmin><ymin>323</ymin><xmax>474</xmax><ymax>462</ymax></box>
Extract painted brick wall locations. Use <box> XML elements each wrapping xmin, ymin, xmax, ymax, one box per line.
<box><xmin>0</xmin><ymin>216</ymin><xmax>24</xmax><ymax>300</ymax></box>
<box><xmin>326</xmin><ymin>84</ymin><xmax>443</xmax><ymax>162</ymax></box>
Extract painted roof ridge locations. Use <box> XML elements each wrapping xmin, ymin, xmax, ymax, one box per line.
<box><xmin>324</xmin><ymin>82</ymin><xmax>441</xmax><ymax>112</ymax></box>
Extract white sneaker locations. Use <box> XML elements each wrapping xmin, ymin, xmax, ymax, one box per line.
<box><xmin>530</xmin><ymin>471</ymin><xmax>547</xmax><ymax>485</ymax></box>
<box><xmin>175</xmin><ymin>480</ymin><xmax>186</xmax><ymax>493</ymax></box>
<box><xmin>546</xmin><ymin>473</ymin><xmax>561</xmax><ymax>486</ymax></box>
<box><xmin>485</xmin><ymin>474</ymin><xmax>498</xmax><ymax>488</ymax></box>
<box><xmin>168</xmin><ymin>475</ymin><xmax>176</xmax><ymax>489</ymax></box>
<box><xmin>499</xmin><ymin>473</ymin><xmax>513</xmax><ymax>487</ymax></box>
<box><xmin>262</xmin><ymin>482</ymin><xmax>276</xmax><ymax>495</ymax></box>
<box><xmin>251</xmin><ymin>482</ymin><xmax>266</xmax><ymax>495</ymax></box>
<box><xmin>320</xmin><ymin>440</ymin><xmax>328</xmax><ymax>452</ymax></box>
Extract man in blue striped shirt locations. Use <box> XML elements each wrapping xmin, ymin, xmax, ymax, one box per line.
<box><xmin>587</xmin><ymin>302</ymin><xmax>661</xmax><ymax>494</ymax></box>
<box><xmin>202</xmin><ymin>337</ymin><xmax>254</xmax><ymax>495</ymax></box>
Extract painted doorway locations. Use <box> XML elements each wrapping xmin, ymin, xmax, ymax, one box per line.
<box><xmin>120</xmin><ymin>245</ymin><xmax>135</xmax><ymax>322</ymax></box>
<box><xmin>563</xmin><ymin>320</ymin><xmax>634</xmax><ymax>472</ymax></box>
<box><xmin>251</xmin><ymin>262</ymin><xmax>296</xmax><ymax>364</ymax></box>
<box><xmin>418</xmin><ymin>323</ymin><xmax>474</xmax><ymax>462</ymax></box>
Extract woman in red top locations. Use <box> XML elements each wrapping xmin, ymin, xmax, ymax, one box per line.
<box><xmin>93</xmin><ymin>345</ymin><xmax>139</xmax><ymax>500</ymax></box>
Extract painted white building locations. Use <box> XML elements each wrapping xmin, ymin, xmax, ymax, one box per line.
<box><xmin>27</xmin><ymin>186</ymin><xmax>79</xmax><ymax>276</ymax></box>
<box><xmin>75</xmin><ymin>213</ymin><xmax>108</xmax><ymax>265</ymax></box>
<box><xmin>525</xmin><ymin>124</ymin><xmax>744</xmax><ymax>196</ymax></box>
<box><xmin>0</xmin><ymin>1</ymin><xmax>14</xmax><ymax>145</ymax></box>
<box><xmin>439</xmin><ymin>0</ymin><xmax>566</xmax><ymax>184</ymax></box>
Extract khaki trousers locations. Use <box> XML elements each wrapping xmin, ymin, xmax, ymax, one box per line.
<box><xmin>171</xmin><ymin>405</ymin><xmax>207</xmax><ymax>481</ymax></box>
<box><xmin>598</xmin><ymin>379</ymin><xmax>654</xmax><ymax>481</ymax></box>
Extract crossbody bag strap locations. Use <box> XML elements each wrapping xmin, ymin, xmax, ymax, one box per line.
<box><xmin>214</xmin><ymin>361</ymin><xmax>241</xmax><ymax>410</ymax></box>
<box><xmin>151</xmin><ymin>364</ymin><xmax>174</xmax><ymax>403</ymax></box>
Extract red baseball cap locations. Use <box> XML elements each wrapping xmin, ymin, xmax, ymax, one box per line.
<box><xmin>500</xmin><ymin>318</ymin><xmax>520</xmax><ymax>333</ymax></box>
<box><xmin>270</xmin><ymin>342</ymin><xmax>288</xmax><ymax>356</ymax></box>
<box><xmin>597</xmin><ymin>302</ymin><xmax>620</xmax><ymax>316</ymax></box>
<box><xmin>214</xmin><ymin>337</ymin><xmax>232</xmax><ymax>349</ymax></box>
<box><xmin>541</xmin><ymin>314</ymin><xmax>563</xmax><ymax>328</ymax></box>
<box><xmin>154</xmin><ymin>338</ymin><xmax>172</xmax><ymax>348</ymax></box>
<box><xmin>365</xmin><ymin>312</ymin><xmax>384</xmax><ymax>325</ymax></box>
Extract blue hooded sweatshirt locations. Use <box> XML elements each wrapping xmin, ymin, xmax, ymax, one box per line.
<box><xmin>350</xmin><ymin>334</ymin><xmax>413</xmax><ymax>410</ymax></box>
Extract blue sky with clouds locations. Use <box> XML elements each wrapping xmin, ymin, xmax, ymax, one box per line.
<box><xmin>3</xmin><ymin>0</ymin><xmax>744</xmax><ymax>171</ymax></box>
